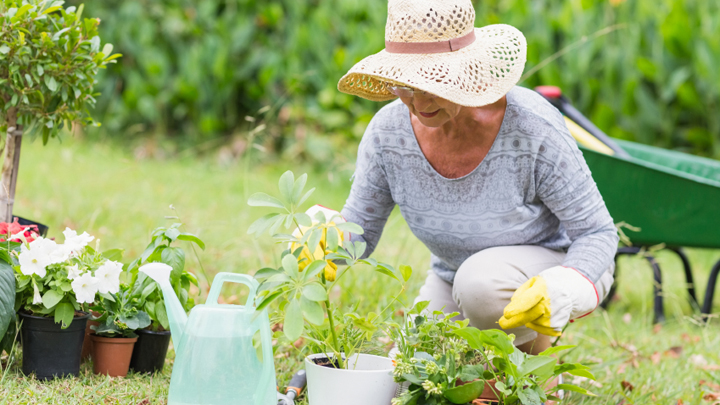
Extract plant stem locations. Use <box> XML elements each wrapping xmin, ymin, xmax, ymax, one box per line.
<box><xmin>321</xmin><ymin>271</ymin><xmax>341</xmax><ymax>364</ymax></box>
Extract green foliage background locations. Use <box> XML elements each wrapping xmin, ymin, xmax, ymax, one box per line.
<box><xmin>73</xmin><ymin>0</ymin><xmax>719</xmax><ymax>158</ymax></box>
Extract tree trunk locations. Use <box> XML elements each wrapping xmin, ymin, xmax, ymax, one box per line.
<box><xmin>0</xmin><ymin>107</ymin><xmax>22</xmax><ymax>223</ymax></box>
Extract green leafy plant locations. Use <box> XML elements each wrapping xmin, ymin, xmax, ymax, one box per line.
<box><xmin>390</xmin><ymin>301</ymin><xmax>597</xmax><ymax>405</ymax></box>
<box><xmin>248</xmin><ymin>170</ymin><xmax>412</xmax><ymax>369</ymax></box>
<box><xmin>89</xmin><ymin>284</ymin><xmax>150</xmax><ymax>338</ymax></box>
<box><xmin>126</xmin><ymin>223</ymin><xmax>204</xmax><ymax>331</ymax></box>
<box><xmin>0</xmin><ymin>0</ymin><xmax>120</xmax><ymax>221</ymax></box>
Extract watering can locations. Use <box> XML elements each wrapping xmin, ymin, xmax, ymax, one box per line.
<box><xmin>140</xmin><ymin>263</ymin><xmax>277</xmax><ymax>405</ymax></box>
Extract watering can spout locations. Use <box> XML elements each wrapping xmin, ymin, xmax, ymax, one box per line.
<box><xmin>139</xmin><ymin>263</ymin><xmax>188</xmax><ymax>346</ymax></box>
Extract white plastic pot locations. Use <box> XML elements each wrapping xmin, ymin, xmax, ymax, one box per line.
<box><xmin>305</xmin><ymin>353</ymin><xmax>398</xmax><ymax>405</ymax></box>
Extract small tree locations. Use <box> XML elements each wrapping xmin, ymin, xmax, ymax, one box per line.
<box><xmin>0</xmin><ymin>0</ymin><xmax>119</xmax><ymax>222</ymax></box>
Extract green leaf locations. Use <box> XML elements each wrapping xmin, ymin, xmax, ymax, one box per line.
<box><xmin>539</xmin><ymin>345</ymin><xmax>576</xmax><ymax>357</ymax></box>
<box><xmin>300</xmin><ymin>296</ymin><xmax>324</xmax><ymax>325</ymax></box>
<box><xmin>42</xmin><ymin>289</ymin><xmax>64</xmax><ymax>309</ymax></box>
<box><xmin>292</xmin><ymin>173</ymin><xmax>308</xmax><ymax>204</ymax></box>
<box><xmin>297</xmin><ymin>188</ymin><xmax>315</xmax><ymax>207</ymax></box>
<box><xmin>254</xmin><ymin>267</ymin><xmax>281</xmax><ymax>280</ymax></box>
<box><xmin>140</xmin><ymin>282</ymin><xmax>157</xmax><ymax>301</ymax></box>
<box><xmin>161</xmin><ymin>247</ymin><xmax>185</xmax><ymax>284</ymax></box>
<box><xmin>307</xmin><ymin>228</ymin><xmax>322</xmax><ymax>254</ymax></box>
<box><xmin>44</xmin><ymin>75</ymin><xmax>58</xmax><ymax>92</ymax></box>
<box><xmin>282</xmin><ymin>252</ymin><xmax>299</xmax><ymax>280</ymax></box>
<box><xmin>54</xmin><ymin>302</ymin><xmax>75</xmax><ymax>329</ymax></box>
<box><xmin>335</xmin><ymin>222</ymin><xmax>364</xmax><ymax>235</ymax></box>
<box><xmin>400</xmin><ymin>265</ymin><xmax>412</xmax><ymax>282</ymax></box>
<box><xmin>302</xmin><ymin>283</ymin><xmax>328</xmax><ymax>302</ymax></box>
<box><xmin>443</xmin><ymin>380</ymin><xmax>484</xmax><ymax>404</ymax></box>
<box><xmin>303</xmin><ymin>260</ymin><xmax>327</xmax><ymax>280</ymax></box>
<box><xmin>401</xmin><ymin>373</ymin><xmax>423</xmax><ymax>385</ymax></box>
<box><xmin>248</xmin><ymin>192</ymin><xmax>285</xmax><ymax>209</ymax></box>
<box><xmin>518</xmin><ymin>356</ymin><xmax>556</xmax><ymax>380</ymax></box>
<box><xmin>165</xmin><ymin>228</ymin><xmax>181</xmax><ymax>241</ymax></box>
<box><xmin>283</xmin><ymin>298</ymin><xmax>303</xmax><ymax>341</ymax></box>
<box><xmin>0</xmin><ymin>45</ymin><xmax>10</xmax><ymax>54</ymax></box>
<box><xmin>0</xmin><ymin>262</ymin><xmax>15</xmax><ymax>340</ymax></box>
<box><xmin>294</xmin><ymin>213</ymin><xmax>312</xmax><ymax>227</ymax></box>
<box><xmin>325</xmin><ymin>226</ymin><xmax>339</xmax><ymax>251</ymax></box>
<box><xmin>374</xmin><ymin>263</ymin><xmax>401</xmax><ymax>282</ymax></box>
<box><xmin>176</xmin><ymin>233</ymin><xmax>205</xmax><ymax>249</ymax></box>
<box><xmin>155</xmin><ymin>301</ymin><xmax>169</xmax><ymax>330</ymax></box>
<box><xmin>554</xmin><ymin>384</ymin><xmax>596</xmax><ymax>396</ymax></box>
<box><xmin>454</xmin><ymin>327</ymin><xmax>514</xmax><ymax>354</ymax></box>
<box><xmin>102</xmin><ymin>249</ymin><xmax>124</xmax><ymax>262</ymax></box>
<box><xmin>256</xmin><ymin>290</ymin><xmax>283</xmax><ymax>312</ymax></box>
<box><xmin>278</xmin><ymin>171</ymin><xmax>294</xmax><ymax>203</ymax></box>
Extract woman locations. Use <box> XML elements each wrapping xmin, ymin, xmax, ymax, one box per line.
<box><xmin>334</xmin><ymin>0</ymin><xmax>618</xmax><ymax>354</ymax></box>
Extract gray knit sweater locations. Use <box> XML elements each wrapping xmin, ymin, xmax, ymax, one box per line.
<box><xmin>340</xmin><ymin>86</ymin><xmax>619</xmax><ymax>284</ymax></box>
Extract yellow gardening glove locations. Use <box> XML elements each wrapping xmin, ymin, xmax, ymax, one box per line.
<box><xmin>499</xmin><ymin>266</ymin><xmax>599</xmax><ymax>337</ymax></box>
<box><xmin>290</xmin><ymin>205</ymin><xmax>346</xmax><ymax>281</ymax></box>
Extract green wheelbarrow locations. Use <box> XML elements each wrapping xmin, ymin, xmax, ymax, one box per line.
<box><xmin>536</xmin><ymin>86</ymin><xmax>720</xmax><ymax>323</ymax></box>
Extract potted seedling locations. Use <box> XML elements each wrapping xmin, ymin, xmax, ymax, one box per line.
<box><xmin>125</xmin><ymin>223</ymin><xmax>204</xmax><ymax>374</ymax></box>
<box><xmin>89</xmin><ymin>285</ymin><xmax>151</xmax><ymax>377</ymax></box>
<box><xmin>389</xmin><ymin>302</ymin><xmax>598</xmax><ymax>404</ymax></box>
<box><xmin>0</xmin><ymin>0</ymin><xmax>119</xmax><ymax>225</ymax></box>
<box><xmin>248</xmin><ymin>171</ymin><xmax>413</xmax><ymax>405</ymax></box>
<box><xmin>4</xmin><ymin>226</ymin><xmax>123</xmax><ymax>380</ymax></box>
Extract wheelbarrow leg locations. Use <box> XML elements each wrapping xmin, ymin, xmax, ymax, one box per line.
<box><xmin>701</xmin><ymin>258</ymin><xmax>720</xmax><ymax>317</ymax></box>
<box><xmin>610</xmin><ymin>247</ymin><xmax>665</xmax><ymax>324</ymax></box>
<box><xmin>667</xmin><ymin>247</ymin><xmax>699</xmax><ymax>310</ymax></box>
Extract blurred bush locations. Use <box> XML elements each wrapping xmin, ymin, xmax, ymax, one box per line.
<box><xmin>74</xmin><ymin>0</ymin><xmax>719</xmax><ymax>159</ymax></box>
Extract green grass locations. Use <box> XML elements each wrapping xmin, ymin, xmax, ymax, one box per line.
<box><xmin>1</xmin><ymin>138</ymin><xmax>720</xmax><ymax>404</ymax></box>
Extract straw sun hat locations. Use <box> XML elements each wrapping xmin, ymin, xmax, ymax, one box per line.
<box><xmin>338</xmin><ymin>0</ymin><xmax>527</xmax><ymax>107</ymax></box>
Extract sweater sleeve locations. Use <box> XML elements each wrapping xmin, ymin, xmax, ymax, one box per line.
<box><xmin>340</xmin><ymin>120</ymin><xmax>396</xmax><ymax>258</ymax></box>
<box><xmin>535</xmin><ymin>129</ymin><xmax>619</xmax><ymax>283</ymax></box>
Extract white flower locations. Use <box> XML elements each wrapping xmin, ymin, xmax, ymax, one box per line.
<box><xmin>62</xmin><ymin>228</ymin><xmax>94</xmax><ymax>254</ymax></box>
<box><xmin>18</xmin><ymin>238</ymin><xmax>57</xmax><ymax>277</ymax></box>
<box><xmin>94</xmin><ymin>260</ymin><xmax>122</xmax><ymax>294</ymax></box>
<box><xmin>32</xmin><ymin>281</ymin><xmax>42</xmax><ymax>305</ymax></box>
<box><xmin>66</xmin><ymin>264</ymin><xmax>82</xmax><ymax>280</ymax></box>
<box><xmin>72</xmin><ymin>272</ymin><xmax>98</xmax><ymax>304</ymax></box>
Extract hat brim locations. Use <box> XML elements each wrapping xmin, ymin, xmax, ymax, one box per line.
<box><xmin>337</xmin><ymin>24</ymin><xmax>527</xmax><ymax>107</ymax></box>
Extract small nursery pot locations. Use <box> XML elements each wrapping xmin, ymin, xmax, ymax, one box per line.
<box><xmin>305</xmin><ymin>353</ymin><xmax>397</xmax><ymax>405</ymax></box>
<box><xmin>91</xmin><ymin>334</ymin><xmax>138</xmax><ymax>377</ymax></box>
<box><xmin>80</xmin><ymin>312</ymin><xmax>101</xmax><ymax>363</ymax></box>
<box><xmin>129</xmin><ymin>329</ymin><xmax>171</xmax><ymax>374</ymax></box>
<box><xmin>20</xmin><ymin>311</ymin><xmax>89</xmax><ymax>380</ymax></box>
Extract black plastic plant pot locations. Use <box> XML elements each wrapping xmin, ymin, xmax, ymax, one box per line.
<box><xmin>12</xmin><ymin>216</ymin><xmax>49</xmax><ymax>237</ymax></box>
<box><xmin>129</xmin><ymin>329</ymin><xmax>171</xmax><ymax>374</ymax></box>
<box><xmin>20</xmin><ymin>312</ymin><xmax>89</xmax><ymax>380</ymax></box>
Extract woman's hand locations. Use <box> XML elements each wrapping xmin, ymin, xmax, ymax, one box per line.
<box><xmin>498</xmin><ymin>266</ymin><xmax>598</xmax><ymax>336</ymax></box>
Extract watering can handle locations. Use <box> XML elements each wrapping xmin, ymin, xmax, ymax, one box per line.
<box><xmin>206</xmin><ymin>272</ymin><xmax>259</xmax><ymax>307</ymax></box>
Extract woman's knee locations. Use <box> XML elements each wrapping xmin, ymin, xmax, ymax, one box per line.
<box><xmin>451</xmin><ymin>249</ymin><xmax>520</xmax><ymax>329</ymax></box>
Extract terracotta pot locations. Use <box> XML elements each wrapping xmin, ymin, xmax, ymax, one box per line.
<box><xmin>80</xmin><ymin>318</ymin><xmax>100</xmax><ymax>362</ymax></box>
<box><xmin>90</xmin><ymin>334</ymin><xmax>138</xmax><ymax>377</ymax></box>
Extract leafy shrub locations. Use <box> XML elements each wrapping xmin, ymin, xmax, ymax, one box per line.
<box><xmin>75</xmin><ymin>0</ymin><xmax>719</xmax><ymax>158</ymax></box>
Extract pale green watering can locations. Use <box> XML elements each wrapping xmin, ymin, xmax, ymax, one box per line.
<box><xmin>141</xmin><ymin>263</ymin><xmax>276</xmax><ymax>405</ymax></box>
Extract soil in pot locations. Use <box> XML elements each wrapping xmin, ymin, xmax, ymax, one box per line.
<box><xmin>20</xmin><ymin>311</ymin><xmax>89</xmax><ymax>380</ymax></box>
<box><xmin>91</xmin><ymin>334</ymin><xmax>138</xmax><ymax>377</ymax></box>
<box><xmin>129</xmin><ymin>328</ymin><xmax>171</xmax><ymax>374</ymax></box>
<box><xmin>310</xmin><ymin>355</ymin><xmax>342</xmax><ymax>369</ymax></box>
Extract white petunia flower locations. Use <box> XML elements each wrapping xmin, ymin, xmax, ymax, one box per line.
<box><xmin>62</xmin><ymin>228</ymin><xmax>94</xmax><ymax>254</ymax></box>
<box><xmin>18</xmin><ymin>238</ymin><xmax>56</xmax><ymax>277</ymax></box>
<box><xmin>66</xmin><ymin>264</ymin><xmax>82</xmax><ymax>280</ymax></box>
<box><xmin>94</xmin><ymin>260</ymin><xmax>122</xmax><ymax>294</ymax></box>
<box><xmin>72</xmin><ymin>272</ymin><xmax>98</xmax><ymax>304</ymax></box>
<box><xmin>32</xmin><ymin>281</ymin><xmax>42</xmax><ymax>305</ymax></box>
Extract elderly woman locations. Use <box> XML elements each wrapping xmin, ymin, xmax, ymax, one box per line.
<box><xmin>333</xmin><ymin>0</ymin><xmax>618</xmax><ymax>354</ymax></box>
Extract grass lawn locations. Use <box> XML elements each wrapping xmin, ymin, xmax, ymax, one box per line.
<box><xmin>1</xmin><ymin>138</ymin><xmax>720</xmax><ymax>404</ymax></box>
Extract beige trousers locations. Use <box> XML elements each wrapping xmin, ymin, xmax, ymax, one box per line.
<box><xmin>415</xmin><ymin>245</ymin><xmax>615</xmax><ymax>346</ymax></box>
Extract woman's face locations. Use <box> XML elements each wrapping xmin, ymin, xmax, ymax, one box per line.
<box><xmin>399</xmin><ymin>93</ymin><xmax>463</xmax><ymax>128</ymax></box>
